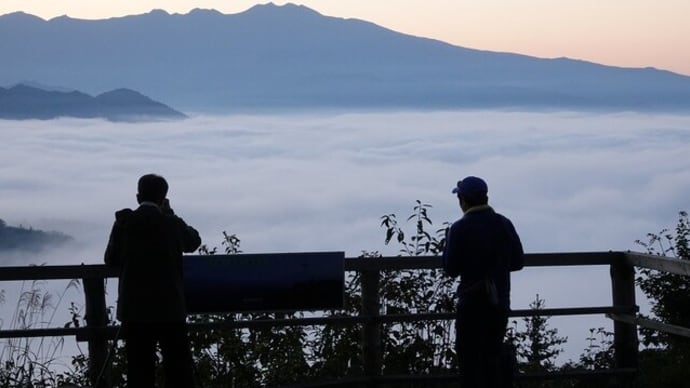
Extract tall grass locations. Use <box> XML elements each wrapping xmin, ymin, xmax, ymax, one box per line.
<box><xmin>0</xmin><ymin>277</ymin><xmax>86</xmax><ymax>387</ymax></box>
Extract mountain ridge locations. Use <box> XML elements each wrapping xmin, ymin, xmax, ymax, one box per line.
<box><xmin>2</xmin><ymin>3</ymin><xmax>689</xmax><ymax>113</ymax></box>
<box><xmin>0</xmin><ymin>84</ymin><xmax>187</xmax><ymax>121</ymax></box>
<box><xmin>0</xmin><ymin>218</ymin><xmax>73</xmax><ymax>254</ymax></box>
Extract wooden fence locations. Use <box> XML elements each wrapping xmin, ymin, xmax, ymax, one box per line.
<box><xmin>1</xmin><ymin>251</ymin><xmax>689</xmax><ymax>387</ymax></box>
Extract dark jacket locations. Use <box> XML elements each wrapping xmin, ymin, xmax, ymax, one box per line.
<box><xmin>104</xmin><ymin>203</ymin><xmax>201</xmax><ymax>323</ymax></box>
<box><xmin>442</xmin><ymin>205</ymin><xmax>524</xmax><ymax>311</ymax></box>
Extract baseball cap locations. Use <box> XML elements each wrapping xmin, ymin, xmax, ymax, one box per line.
<box><xmin>452</xmin><ymin>176</ymin><xmax>488</xmax><ymax>197</ymax></box>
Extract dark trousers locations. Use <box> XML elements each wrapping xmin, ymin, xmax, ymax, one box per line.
<box><xmin>456</xmin><ymin>303</ymin><xmax>508</xmax><ymax>388</ymax></box>
<box><xmin>123</xmin><ymin>322</ymin><xmax>195</xmax><ymax>388</ymax></box>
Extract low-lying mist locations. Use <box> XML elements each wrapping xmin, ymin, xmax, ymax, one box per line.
<box><xmin>3</xmin><ymin>110</ymin><xmax>688</xmax><ymax>261</ymax></box>
<box><xmin>1</xmin><ymin>109</ymin><xmax>689</xmax><ymax>361</ymax></box>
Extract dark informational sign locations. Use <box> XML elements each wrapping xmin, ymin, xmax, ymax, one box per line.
<box><xmin>183</xmin><ymin>252</ymin><xmax>344</xmax><ymax>313</ymax></box>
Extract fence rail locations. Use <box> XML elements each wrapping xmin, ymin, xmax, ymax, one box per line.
<box><xmin>0</xmin><ymin>251</ymin><xmax>688</xmax><ymax>387</ymax></box>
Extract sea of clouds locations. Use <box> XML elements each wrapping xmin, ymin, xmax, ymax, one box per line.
<box><xmin>1</xmin><ymin>109</ymin><xmax>689</xmax><ymax>363</ymax></box>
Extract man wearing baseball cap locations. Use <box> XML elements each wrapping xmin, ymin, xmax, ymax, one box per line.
<box><xmin>442</xmin><ymin>176</ymin><xmax>524</xmax><ymax>388</ymax></box>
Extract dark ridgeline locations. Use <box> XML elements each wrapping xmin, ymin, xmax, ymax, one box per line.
<box><xmin>0</xmin><ymin>84</ymin><xmax>186</xmax><ymax>121</ymax></box>
<box><xmin>1</xmin><ymin>3</ymin><xmax>690</xmax><ymax>113</ymax></box>
<box><xmin>0</xmin><ymin>218</ymin><xmax>72</xmax><ymax>253</ymax></box>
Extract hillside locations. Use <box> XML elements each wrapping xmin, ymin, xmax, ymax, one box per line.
<box><xmin>1</xmin><ymin>4</ymin><xmax>690</xmax><ymax>112</ymax></box>
<box><xmin>0</xmin><ymin>84</ymin><xmax>186</xmax><ymax>121</ymax></box>
<box><xmin>0</xmin><ymin>218</ymin><xmax>73</xmax><ymax>253</ymax></box>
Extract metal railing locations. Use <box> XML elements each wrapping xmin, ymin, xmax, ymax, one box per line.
<box><xmin>0</xmin><ymin>251</ymin><xmax>688</xmax><ymax>387</ymax></box>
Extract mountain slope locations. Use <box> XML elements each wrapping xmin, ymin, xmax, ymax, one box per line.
<box><xmin>0</xmin><ymin>84</ymin><xmax>186</xmax><ymax>121</ymax></box>
<box><xmin>1</xmin><ymin>4</ymin><xmax>689</xmax><ymax>112</ymax></box>
<box><xmin>0</xmin><ymin>218</ymin><xmax>72</xmax><ymax>254</ymax></box>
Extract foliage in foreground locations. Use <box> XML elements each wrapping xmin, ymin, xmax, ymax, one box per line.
<box><xmin>0</xmin><ymin>278</ymin><xmax>87</xmax><ymax>387</ymax></box>
<box><xmin>634</xmin><ymin>210</ymin><xmax>690</xmax><ymax>387</ymax></box>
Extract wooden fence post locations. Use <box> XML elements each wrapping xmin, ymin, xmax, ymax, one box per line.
<box><xmin>84</xmin><ymin>276</ymin><xmax>110</xmax><ymax>388</ymax></box>
<box><xmin>610</xmin><ymin>256</ymin><xmax>639</xmax><ymax>387</ymax></box>
<box><xmin>361</xmin><ymin>268</ymin><xmax>382</xmax><ymax>387</ymax></box>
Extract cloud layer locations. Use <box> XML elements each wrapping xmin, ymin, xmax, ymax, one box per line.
<box><xmin>3</xmin><ymin>110</ymin><xmax>688</xmax><ymax>259</ymax></box>
<box><xmin>1</xmin><ymin>109</ymin><xmax>689</xmax><ymax>361</ymax></box>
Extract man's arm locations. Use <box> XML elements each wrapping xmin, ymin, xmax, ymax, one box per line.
<box><xmin>175</xmin><ymin>217</ymin><xmax>202</xmax><ymax>253</ymax></box>
<box><xmin>442</xmin><ymin>222</ymin><xmax>461</xmax><ymax>277</ymax></box>
<box><xmin>505</xmin><ymin>219</ymin><xmax>524</xmax><ymax>272</ymax></box>
<box><xmin>104</xmin><ymin>209</ymin><xmax>132</xmax><ymax>267</ymax></box>
<box><xmin>163</xmin><ymin>200</ymin><xmax>202</xmax><ymax>253</ymax></box>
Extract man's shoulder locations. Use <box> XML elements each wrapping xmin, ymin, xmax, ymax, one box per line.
<box><xmin>493</xmin><ymin>212</ymin><xmax>515</xmax><ymax>227</ymax></box>
<box><xmin>449</xmin><ymin>217</ymin><xmax>471</xmax><ymax>236</ymax></box>
<box><xmin>492</xmin><ymin>211</ymin><xmax>508</xmax><ymax>220</ymax></box>
<box><xmin>457</xmin><ymin>208</ymin><xmax>515</xmax><ymax>230</ymax></box>
<box><xmin>114</xmin><ymin>208</ymin><xmax>134</xmax><ymax>221</ymax></box>
<box><xmin>449</xmin><ymin>218</ymin><xmax>465</xmax><ymax>229</ymax></box>
<box><xmin>118</xmin><ymin>206</ymin><xmax>171</xmax><ymax>225</ymax></box>
<box><xmin>457</xmin><ymin>207</ymin><xmax>494</xmax><ymax>223</ymax></box>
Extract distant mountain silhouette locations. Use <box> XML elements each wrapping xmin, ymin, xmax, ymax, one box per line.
<box><xmin>10</xmin><ymin>80</ymin><xmax>73</xmax><ymax>92</ymax></box>
<box><xmin>2</xmin><ymin>3</ymin><xmax>690</xmax><ymax>112</ymax></box>
<box><xmin>0</xmin><ymin>84</ymin><xmax>186</xmax><ymax>121</ymax></box>
<box><xmin>0</xmin><ymin>218</ymin><xmax>72</xmax><ymax>253</ymax></box>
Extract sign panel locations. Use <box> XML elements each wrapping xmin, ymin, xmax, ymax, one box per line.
<box><xmin>183</xmin><ymin>252</ymin><xmax>344</xmax><ymax>313</ymax></box>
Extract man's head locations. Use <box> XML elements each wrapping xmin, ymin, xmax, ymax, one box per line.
<box><xmin>452</xmin><ymin>176</ymin><xmax>488</xmax><ymax>211</ymax></box>
<box><xmin>137</xmin><ymin>174</ymin><xmax>168</xmax><ymax>205</ymax></box>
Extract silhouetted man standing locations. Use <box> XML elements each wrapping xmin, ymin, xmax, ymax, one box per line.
<box><xmin>105</xmin><ymin>174</ymin><xmax>201</xmax><ymax>387</ymax></box>
<box><xmin>442</xmin><ymin>176</ymin><xmax>523</xmax><ymax>388</ymax></box>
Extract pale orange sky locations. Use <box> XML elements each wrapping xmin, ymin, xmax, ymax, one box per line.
<box><xmin>2</xmin><ymin>0</ymin><xmax>689</xmax><ymax>76</ymax></box>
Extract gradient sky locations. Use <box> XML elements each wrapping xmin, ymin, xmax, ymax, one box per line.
<box><xmin>1</xmin><ymin>0</ymin><xmax>689</xmax><ymax>76</ymax></box>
